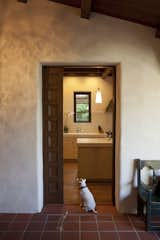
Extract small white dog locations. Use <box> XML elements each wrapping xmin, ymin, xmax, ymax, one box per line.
<box><xmin>78</xmin><ymin>178</ymin><xmax>97</xmax><ymax>213</ymax></box>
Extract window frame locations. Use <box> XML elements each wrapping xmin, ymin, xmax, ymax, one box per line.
<box><xmin>74</xmin><ymin>91</ymin><xmax>91</xmax><ymax>123</ymax></box>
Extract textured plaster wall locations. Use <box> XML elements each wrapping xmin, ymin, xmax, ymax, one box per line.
<box><xmin>0</xmin><ymin>0</ymin><xmax>160</xmax><ymax>213</ymax></box>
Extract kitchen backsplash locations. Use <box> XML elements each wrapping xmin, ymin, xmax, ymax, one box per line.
<box><xmin>63</xmin><ymin>76</ymin><xmax>113</xmax><ymax>133</ymax></box>
<box><xmin>63</xmin><ymin>111</ymin><xmax>112</xmax><ymax>133</ymax></box>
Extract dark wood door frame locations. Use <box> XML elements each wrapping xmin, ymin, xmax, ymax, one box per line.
<box><xmin>42</xmin><ymin>66</ymin><xmax>64</xmax><ymax>204</ymax></box>
<box><xmin>42</xmin><ymin>65</ymin><xmax>116</xmax><ymax>205</ymax></box>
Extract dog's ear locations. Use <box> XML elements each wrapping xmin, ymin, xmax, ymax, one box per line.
<box><xmin>77</xmin><ymin>178</ymin><xmax>83</xmax><ymax>183</ymax></box>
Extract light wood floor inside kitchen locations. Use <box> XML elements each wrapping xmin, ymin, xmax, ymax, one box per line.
<box><xmin>64</xmin><ymin>162</ymin><xmax>113</xmax><ymax>204</ymax></box>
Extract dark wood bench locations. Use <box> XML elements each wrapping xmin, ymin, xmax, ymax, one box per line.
<box><xmin>137</xmin><ymin>159</ymin><xmax>160</xmax><ymax>231</ymax></box>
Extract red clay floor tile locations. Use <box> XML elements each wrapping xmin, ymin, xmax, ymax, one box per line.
<box><xmin>0</xmin><ymin>215</ymin><xmax>16</xmax><ymax>222</ymax></box>
<box><xmin>81</xmin><ymin>231</ymin><xmax>99</xmax><ymax>240</ymax></box>
<box><xmin>113</xmin><ymin>215</ymin><xmax>129</xmax><ymax>222</ymax></box>
<box><xmin>31</xmin><ymin>214</ymin><xmax>47</xmax><ymax>221</ymax></box>
<box><xmin>138</xmin><ymin>232</ymin><xmax>159</xmax><ymax>240</ymax></box>
<box><xmin>80</xmin><ymin>222</ymin><xmax>97</xmax><ymax>231</ymax></box>
<box><xmin>41</xmin><ymin>231</ymin><xmax>60</xmax><ymax>240</ymax></box>
<box><xmin>116</xmin><ymin>221</ymin><xmax>133</xmax><ymax>231</ymax></box>
<box><xmin>14</xmin><ymin>214</ymin><xmax>32</xmax><ymax>222</ymax></box>
<box><xmin>8</xmin><ymin>222</ymin><xmax>27</xmax><ymax>231</ymax></box>
<box><xmin>128</xmin><ymin>215</ymin><xmax>144</xmax><ymax>222</ymax></box>
<box><xmin>133</xmin><ymin>222</ymin><xmax>146</xmax><ymax>231</ymax></box>
<box><xmin>62</xmin><ymin>231</ymin><xmax>79</xmax><ymax>240</ymax></box>
<box><xmin>80</xmin><ymin>215</ymin><xmax>96</xmax><ymax>222</ymax></box>
<box><xmin>26</xmin><ymin>222</ymin><xmax>45</xmax><ymax>231</ymax></box>
<box><xmin>22</xmin><ymin>231</ymin><xmax>42</xmax><ymax>240</ymax></box>
<box><xmin>97</xmin><ymin>205</ymin><xmax>117</xmax><ymax>214</ymax></box>
<box><xmin>47</xmin><ymin>214</ymin><xmax>62</xmax><ymax>222</ymax></box>
<box><xmin>100</xmin><ymin>232</ymin><xmax>119</xmax><ymax>240</ymax></box>
<box><xmin>98</xmin><ymin>221</ymin><xmax>115</xmax><ymax>231</ymax></box>
<box><xmin>119</xmin><ymin>232</ymin><xmax>139</xmax><ymax>240</ymax></box>
<box><xmin>64</xmin><ymin>215</ymin><xmax>79</xmax><ymax>222</ymax></box>
<box><xmin>0</xmin><ymin>232</ymin><xmax>5</xmax><ymax>240</ymax></box>
<box><xmin>0</xmin><ymin>205</ymin><xmax>160</xmax><ymax>240</ymax></box>
<box><xmin>97</xmin><ymin>214</ymin><xmax>112</xmax><ymax>221</ymax></box>
<box><xmin>63</xmin><ymin>222</ymin><xmax>79</xmax><ymax>231</ymax></box>
<box><xmin>44</xmin><ymin>222</ymin><xmax>59</xmax><ymax>231</ymax></box>
<box><xmin>3</xmin><ymin>231</ymin><xmax>23</xmax><ymax>240</ymax></box>
<box><xmin>63</xmin><ymin>205</ymin><xmax>82</xmax><ymax>213</ymax></box>
<box><xmin>0</xmin><ymin>222</ymin><xmax>10</xmax><ymax>231</ymax></box>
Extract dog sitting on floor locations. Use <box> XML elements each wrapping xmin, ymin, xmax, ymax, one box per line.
<box><xmin>78</xmin><ymin>178</ymin><xmax>97</xmax><ymax>213</ymax></box>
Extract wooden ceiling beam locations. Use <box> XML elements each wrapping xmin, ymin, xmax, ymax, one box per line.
<box><xmin>18</xmin><ymin>0</ymin><xmax>28</xmax><ymax>3</ymax></box>
<box><xmin>156</xmin><ymin>26</ymin><xmax>160</xmax><ymax>38</ymax></box>
<box><xmin>102</xmin><ymin>67</ymin><xmax>113</xmax><ymax>79</ymax></box>
<box><xmin>81</xmin><ymin>0</ymin><xmax>92</xmax><ymax>19</ymax></box>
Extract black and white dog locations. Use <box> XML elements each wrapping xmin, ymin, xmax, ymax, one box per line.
<box><xmin>78</xmin><ymin>178</ymin><xmax>97</xmax><ymax>213</ymax></box>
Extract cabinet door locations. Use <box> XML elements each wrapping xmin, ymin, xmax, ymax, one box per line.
<box><xmin>63</xmin><ymin>137</ymin><xmax>76</xmax><ymax>159</ymax></box>
<box><xmin>72</xmin><ymin>137</ymin><xmax>78</xmax><ymax>159</ymax></box>
<box><xmin>78</xmin><ymin>146</ymin><xmax>112</xmax><ymax>180</ymax></box>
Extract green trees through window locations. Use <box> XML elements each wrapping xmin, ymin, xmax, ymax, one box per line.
<box><xmin>74</xmin><ymin>92</ymin><xmax>91</xmax><ymax>122</ymax></box>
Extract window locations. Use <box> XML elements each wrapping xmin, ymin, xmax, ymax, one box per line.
<box><xmin>74</xmin><ymin>92</ymin><xmax>91</xmax><ymax>123</ymax></box>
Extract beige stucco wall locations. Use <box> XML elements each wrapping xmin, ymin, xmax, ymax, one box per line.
<box><xmin>0</xmin><ymin>0</ymin><xmax>160</xmax><ymax>213</ymax></box>
<box><xmin>63</xmin><ymin>76</ymin><xmax>113</xmax><ymax>133</ymax></box>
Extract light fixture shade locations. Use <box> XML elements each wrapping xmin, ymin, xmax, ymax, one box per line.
<box><xmin>95</xmin><ymin>88</ymin><xmax>102</xmax><ymax>103</ymax></box>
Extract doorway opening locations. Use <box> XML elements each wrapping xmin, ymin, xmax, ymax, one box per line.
<box><xmin>42</xmin><ymin>65</ymin><xmax>116</xmax><ymax>206</ymax></box>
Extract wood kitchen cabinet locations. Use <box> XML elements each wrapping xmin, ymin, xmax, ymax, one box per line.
<box><xmin>63</xmin><ymin>133</ymin><xmax>106</xmax><ymax>161</ymax></box>
<box><xmin>77</xmin><ymin>138</ymin><xmax>112</xmax><ymax>181</ymax></box>
<box><xmin>63</xmin><ymin>136</ymin><xmax>77</xmax><ymax>160</ymax></box>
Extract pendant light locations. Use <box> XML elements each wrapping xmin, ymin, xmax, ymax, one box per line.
<box><xmin>95</xmin><ymin>88</ymin><xmax>102</xmax><ymax>103</ymax></box>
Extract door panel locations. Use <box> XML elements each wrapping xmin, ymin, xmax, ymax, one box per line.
<box><xmin>43</xmin><ymin>66</ymin><xmax>63</xmax><ymax>204</ymax></box>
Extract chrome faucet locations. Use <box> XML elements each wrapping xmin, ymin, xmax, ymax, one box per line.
<box><xmin>105</xmin><ymin>130</ymin><xmax>112</xmax><ymax>138</ymax></box>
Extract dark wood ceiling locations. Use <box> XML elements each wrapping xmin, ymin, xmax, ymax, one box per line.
<box><xmin>48</xmin><ymin>0</ymin><xmax>160</xmax><ymax>38</ymax></box>
<box><xmin>18</xmin><ymin>0</ymin><xmax>160</xmax><ymax>38</ymax></box>
<box><xmin>63</xmin><ymin>66</ymin><xmax>113</xmax><ymax>77</ymax></box>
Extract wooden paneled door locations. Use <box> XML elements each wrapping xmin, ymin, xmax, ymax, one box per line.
<box><xmin>42</xmin><ymin>66</ymin><xmax>63</xmax><ymax>204</ymax></box>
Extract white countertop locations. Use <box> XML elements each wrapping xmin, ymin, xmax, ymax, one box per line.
<box><xmin>63</xmin><ymin>132</ymin><xmax>106</xmax><ymax>138</ymax></box>
<box><xmin>77</xmin><ymin>137</ymin><xmax>112</xmax><ymax>147</ymax></box>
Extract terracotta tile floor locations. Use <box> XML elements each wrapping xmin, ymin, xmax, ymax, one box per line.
<box><xmin>0</xmin><ymin>205</ymin><xmax>160</xmax><ymax>240</ymax></box>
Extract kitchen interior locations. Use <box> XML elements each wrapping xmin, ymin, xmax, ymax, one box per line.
<box><xmin>63</xmin><ymin>67</ymin><xmax>114</xmax><ymax>205</ymax></box>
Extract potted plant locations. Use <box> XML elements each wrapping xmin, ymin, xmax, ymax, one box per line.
<box><xmin>64</xmin><ymin>125</ymin><xmax>69</xmax><ymax>133</ymax></box>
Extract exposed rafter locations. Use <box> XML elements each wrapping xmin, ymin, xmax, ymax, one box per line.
<box><xmin>18</xmin><ymin>0</ymin><xmax>28</xmax><ymax>3</ymax></box>
<box><xmin>102</xmin><ymin>67</ymin><xmax>113</xmax><ymax>79</ymax></box>
<box><xmin>81</xmin><ymin>0</ymin><xmax>92</xmax><ymax>19</ymax></box>
<box><xmin>17</xmin><ymin>0</ymin><xmax>160</xmax><ymax>39</ymax></box>
<box><xmin>156</xmin><ymin>26</ymin><xmax>160</xmax><ymax>38</ymax></box>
